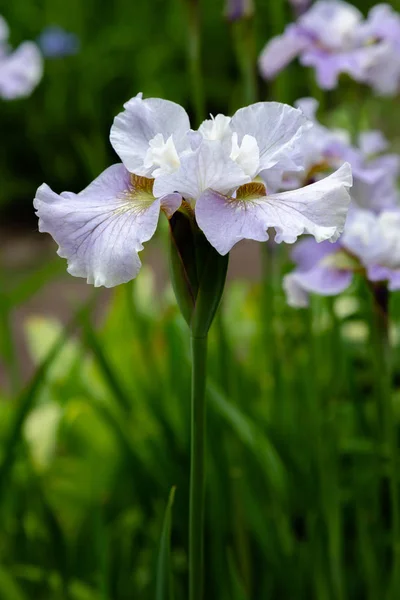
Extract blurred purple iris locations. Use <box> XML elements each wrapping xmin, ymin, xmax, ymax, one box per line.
<box><xmin>284</xmin><ymin>209</ymin><xmax>400</xmax><ymax>307</ymax></box>
<box><xmin>38</xmin><ymin>26</ymin><xmax>79</xmax><ymax>59</ymax></box>
<box><xmin>259</xmin><ymin>1</ymin><xmax>400</xmax><ymax>95</ymax></box>
<box><xmin>224</xmin><ymin>0</ymin><xmax>254</xmax><ymax>21</ymax></box>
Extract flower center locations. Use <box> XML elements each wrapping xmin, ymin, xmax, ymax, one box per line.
<box><xmin>144</xmin><ymin>134</ymin><xmax>180</xmax><ymax>177</ymax></box>
<box><xmin>236</xmin><ymin>181</ymin><xmax>267</xmax><ymax>201</ymax></box>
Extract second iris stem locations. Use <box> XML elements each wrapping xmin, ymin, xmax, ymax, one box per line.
<box><xmin>371</xmin><ymin>284</ymin><xmax>400</xmax><ymax>596</ymax></box>
<box><xmin>189</xmin><ymin>334</ymin><xmax>208</xmax><ymax>600</ymax></box>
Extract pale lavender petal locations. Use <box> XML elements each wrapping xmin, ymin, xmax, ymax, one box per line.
<box><xmin>359</xmin><ymin>4</ymin><xmax>400</xmax><ymax>46</ymax></box>
<box><xmin>367</xmin><ymin>265</ymin><xmax>393</xmax><ymax>282</ymax></box>
<box><xmin>258</xmin><ymin>25</ymin><xmax>310</xmax><ymax>78</ymax></box>
<box><xmin>388</xmin><ymin>270</ymin><xmax>400</xmax><ymax>291</ymax></box>
<box><xmin>269</xmin><ymin>163</ymin><xmax>352</xmax><ymax>242</ymax></box>
<box><xmin>364</xmin><ymin>42</ymin><xmax>400</xmax><ymax>96</ymax></box>
<box><xmin>358</xmin><ymin>130</ymin><xmax>388</xmax><ymax>156</ymax></box>
<box><xmin>342</xmin><ymin>209</ymin><xmax>400</xmax><ymax>270</ymax></box>
<box><xmin>350</xmin><ymin>150</ymin><xmax>400</xmax><ymax>211</ymax></box>
<box><xmin>230</xmin><ymin>101</ymin><xmax>312</xmax><ymax>174</ymax></box>
<box><xmin>294</xmin><ymin>97</ymin><xmax>319</xmax><ymax>120</ymax></box>
<box><xmin>283</xmin><ymin>265</ymin><xmax>353</xmax><ymax>307</ymax></box>
<box><xmin>299</xmin><ymin>0</ymin><xmax>362</xmax><ymax>50</ymax></box>
<box><xmin>196</xmin><ymin>163</ymin><xmax>352</xmax><ymax>255</ymax></box>
<box><xmin>160</xmin><ymin>193</ymin><xmax>182</xmax><ymax>217</ymax></box>
<box><xmin>0</xmin><ymin>41</ymin><xmax>43</xmax><ymax>99</ymax></box>
<box><xmin>300</xmin><ymin>48</ymin><xmax>373</xmax><ymax>89</ymax></box>
<box><xmin>195</xmin><ymin>188</ymin><xmax>270</xmax><ymax>255</ymax></box>
<box><xmin>110</xmin><ymin>95</ymin><xmax>191</xmax><ymax>176</ymax></box>
<box><xmin>366</xmin><ymin>265</ymin><xmax>400</xmax><ymax>291</ymax></box>
<box><xmin>291</xmin><ymin>237</ymin><xmax>339</xmax><ymax>271</ymax></box>
<box><xmin>153</xmin><ymin>139</ymin><xmax>250</xmax><ymax>202</ymax></box>
<box><xmin>34</xmin><ymin>164</ymin><xmax>163</xmax><ymax>287</ymax></box>
<box><xmin>351</xmin><ymin>167</ymin><xmax>400</xmax><ymax>212</ymax></box>
<box><xmin>340</xmin><ymin>208</ymin><xmax>378</xmax><ymax>259</ymax></box>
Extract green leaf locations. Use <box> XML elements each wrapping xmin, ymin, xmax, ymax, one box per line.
<box><xmin>0</xmin><ymin>294</ymin><xmax>97</xmax><ymax>492</ymax></box>
<box><xmin>155</xmin><ymin>486</ymin><xmax>176</xmax><ymax>600</ymax></box>
<box><xmin>208</xmin><ymin>382</ymin><xmax>287</xmax><ymax>499</ymax></box>
<box><xmin>80</xmin><ymin>318</ymin><xmax>132</xmax><ymax>413</ymax></box>
<box><xmin>227</xmin><ymin>550</ymin><xmax>248</xmax><ymax>600</ymax></box>
<box><xmin>0</xmin><ymin>567</ymin><xmax>28</xmax><ymax>600</ymax></box>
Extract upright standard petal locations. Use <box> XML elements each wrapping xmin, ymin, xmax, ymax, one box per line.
<box><xmin>196</xmin><ymin>163</ymin><xmax>352</xmax><ymax>255</ymax></box>
<box><xmin>153</xmin><ymin>139</ymin><xmax>250</xmax><ymax>203</ymax></box>
<box><xmin>230</xmin><ymin>101</ymin><xmax>312</xmax><ymax>174</ymax></box>
<box><xmin>299</xmin><ymin>0</ymin><xmax>362</xmax><ymax>50</ymax></box>
<box><xmin>110</xmin><ymin>95</ymin><xmax>191</xmax><ymax>176</ymax></box>
<box><xmin>0</xmin><ymin>41</ymin><xmax>43</xmax><ymax>99</ymax></box>
<box><xmin>34</xmin><ymin>164</ymin><xmax>176</xmax><ymax>287</ymax></box>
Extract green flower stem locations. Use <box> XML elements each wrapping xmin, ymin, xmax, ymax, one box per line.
<box><xmin>266</xmin><ymin>0</ymin><xmax>291</xmax><ymax>103</ymax></box>
<box><xmin>232</xmin><ymin>15</ymin><xmax>258</xmax><ymax>106</ymax></box>
<box><xmin>183</xmin><ymin>0</ymin><xmax>206</xmax><ymax>125</ymax></box>
<box><xmin>189</xmin><ymin>333</ymin><xmax>208</xmax><ymax>600</ymax></box>
<box><xmin>370</xmin><ymin>284</ymin><xmax>400</xmax><ymax>596</ymax></box>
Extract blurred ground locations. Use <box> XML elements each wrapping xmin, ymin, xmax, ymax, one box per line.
<box><xmin>1</xmin><ymin>227</ymin><xmax>262</xmax><ymax>385</ymax></box>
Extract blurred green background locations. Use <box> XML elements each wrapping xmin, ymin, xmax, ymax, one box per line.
<box><xmin>1</xmin><ymin>0</ymin><xmax>391</xmax><ymax>223</ymax></box>
<box><xmin>1</xmin><ymin>0</ymin><xmax>400</xmax><ymax>599</ymax></box>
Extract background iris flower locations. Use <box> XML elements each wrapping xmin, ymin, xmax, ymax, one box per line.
<box><xmin>0</xmin><ymin>15</ymin><xmax>42</xmax><ymax>100</ymax></box>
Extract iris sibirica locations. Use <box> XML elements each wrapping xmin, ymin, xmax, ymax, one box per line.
<box><xmin>259</xmin><ymin>1</ymin><xmax>400</xmax><ymax>94</ymax></box>
<box><xmin>34</xmin><ymin>93</ymin><xmax>352</xmax><ymax>287</ymax></box>
<box><xmin>34</xmin><ymin>94</ymin><xmax>353</xmax><ymax>600</ymax></box>
<box><xmin>283</xmin><ymin>96</ymin><xmax>400</xmax><ymax>306</ymax></box>
<box><xmin>0</xmin><ymin>15</ymin><xmax>43</xmax><ymax>99</ymax></box>
<box><xmin>284</xmin><ymin>208</ymin><xmax>400</xmax><ymax>307</ymax></box>
<box><xmin>287</xmin><ymin>97</ymin><xmax>400</xmax><ymax>213</ymax></box>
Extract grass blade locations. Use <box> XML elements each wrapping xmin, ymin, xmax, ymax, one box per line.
<box><xmin>0</xmin><ymin>294</ymin><xmax>97</xmax><ymax>492</ymax></box>
<box><xmin>156</xmin><ymin>486</ymin><xmax>176</xmax><ymax>600</ymax></box>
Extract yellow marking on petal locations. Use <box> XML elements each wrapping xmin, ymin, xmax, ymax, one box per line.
<box><xmin>321</xmin><ymin>250</ymin><xmax>361</xmax><ymax>271</ymax></box>
<box><xmin>236</xmin><ymin>181</ymin><xmax>267</xmax><ymax>201</ymax></box>
<box><xmin>115</xmin><ymin>175</ymin><xmax>156</xmax><ymax>216</ymax></box>
<box><xmin>305</xmin><ymin>160</ymin><xmax>332</xmax><ymax>182</ymax></box>
<box><xmin>128</xmin><ymin>174</ymin><xmax>155</xmax><ymax>204</ymax></box>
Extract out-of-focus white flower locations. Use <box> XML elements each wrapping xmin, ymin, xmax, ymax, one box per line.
<box><xmin>0</xmin><ymin>15</ymin><xmax>43</xmax><ymax>99</ymax></box>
